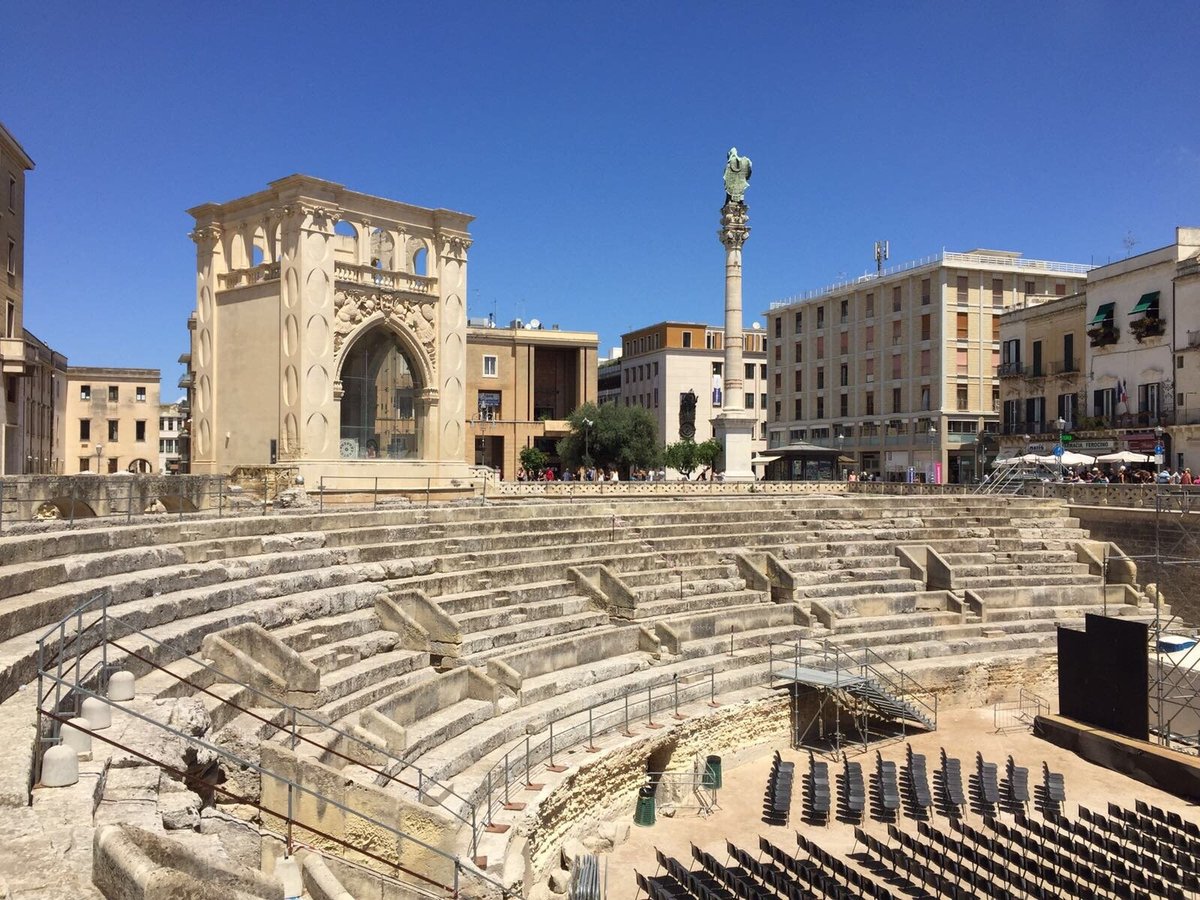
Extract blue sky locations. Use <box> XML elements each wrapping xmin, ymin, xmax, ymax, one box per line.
<box><xmin>4</xmin><ymin>2</ymin><xmax>1198</xmax><ymax>390</ymax></box>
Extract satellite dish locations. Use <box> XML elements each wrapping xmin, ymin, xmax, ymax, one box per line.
<box><xmin>527</xmin><ymin>318</ymin><xmax>541</xmax><ymax>329</ymax></box>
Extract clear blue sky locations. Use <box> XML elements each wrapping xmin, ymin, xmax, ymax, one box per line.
<box><xmin>5</xmin><ymin>2</ymin><xmax>1198</xmax><ymax>392</ymax></box>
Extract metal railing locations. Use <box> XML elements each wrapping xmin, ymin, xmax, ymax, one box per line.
<box><xmin>315</xmin><ymin>473</ymin><xmax>487</xmax><ymax>510</ymax></box>
<box><xmin>33</xmin><ymin>594</ymin><xmax>503</xmax><ymax>894</ymax></box>
<box><xmin>993</xmin><ymin>687</ymin><xmax>1049</xmax><ymax>733</ymax></box>
<box><xmin>768</xmin><ymin>639</ymin><xmax>938</xmax><ymax>729</ymax></box>
<box><xmin>469</xmin><ymin>669</ymin><xmax>719</xmax><ymax>848</ymax></box>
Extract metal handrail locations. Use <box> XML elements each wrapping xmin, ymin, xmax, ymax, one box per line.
<box><xmin>36</xmin><ymin>679</ymin><xmax>511</xmax><ymax>899</ymax></box>
<box><xmin>34</xmin><ymin>594</ymin><xmax>480</xmax><ymax>857</ymax></box>
<box><xmin>469</xmin><ymin>669</ymin><xmax>718</xmax><ymax>847</ymax></box>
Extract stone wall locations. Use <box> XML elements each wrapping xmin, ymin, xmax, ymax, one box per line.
<box><xmin>1070</xmin><ymin>505</ymin><xmax>1200</xmax><ymax>628</ymax></box>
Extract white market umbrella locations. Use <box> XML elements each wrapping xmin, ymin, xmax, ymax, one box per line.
<box><xmin>1095</xmin><ymin>450</ymin><xmax>1153</xmax><ymax>464</ymax></box>
<box><xmin>1057</xmin><ymin>451</ymin><xmax>1097</xmax><ymax>466</ymax></box>
<box><xmin>993</xmin><ymin>453</ymin><xmax>1040</xmax><ymax>467</ymax></box>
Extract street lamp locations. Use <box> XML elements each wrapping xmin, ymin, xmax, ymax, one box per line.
<box><xmin>928</xmin><ymin>424</ymin><xmax>938</xmax><ymax>484</ymax></box>
<box><xmin>1056</xmin><ymin>416</ymin><xmax>1066</xmax><ymax>481</ymax></box>
<box><xmin>582</xmin><ymin>418</ymin><xmax>594</xmax><ymax>468</ymax></box>
<box><xmin>95</xmin><ymin>443</ymin><xmax>104</xmax><ymax>474</ymax></box>
<box><xmin>836</xmin><ymin>432</ymin><xmax>845</xmax><ymax>480</ymax></box>
<box><xmin>1155</xmin><ymin>424</ymin><xmax>1165</xmax><ymax>476</ymax></box>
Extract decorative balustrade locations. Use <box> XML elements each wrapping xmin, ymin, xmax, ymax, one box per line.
<box><xmin>219</xmin><ymin>262</ymin><xmax>280</xmax><ymax>290</ymax></box>
<box><xmin>333</xmin><ymin>262</ymin><xmax>436</xmax><ymax>294</ymax></box>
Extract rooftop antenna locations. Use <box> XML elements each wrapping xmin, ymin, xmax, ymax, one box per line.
<box><xmin>1122</xmin><ymin>231</ymin><xmax>1138</xmax><ymax>258</ymax></box>
<box><xmin>874</xmin><ymin>239</ymin><xmax>890</xmax><ymax>275</ymax></box>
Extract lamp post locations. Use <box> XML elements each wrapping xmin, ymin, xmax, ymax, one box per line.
<box><xmin>1155</xmin><ymin>424</ymin><xmax>1165</xmax><ymax>475</ymax></box>
<box><xmin>95</xmin><ymin>443</ymin><xmax>104</xmax><ymax>474</ymax></box>
<box><xmin>1056</xmin><ymin>416</ymin><xmax>1067</xmax><ymax>482</ymax></box>
<box><xmin>582</xmin><ymin>418</ymin><xmax>594</xmax><ymax>468</ymax></box>
<box><xmin>836</xmin><ymin>432</ymin><xmax>844</xmax><ymax>480</ymax></box>
<box><xmin>928</xmin><ymin>424</ymin><xmax>938</xmax><ymax>484</ymax></box>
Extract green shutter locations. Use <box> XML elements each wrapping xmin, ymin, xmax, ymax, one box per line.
<box><xmin>1130</xmin><ymin>291</ymin><xmax>1159</xmax><ymax>314</ymax></box>
<box><xmin>1089</xmin><ymin>302</ymin><xmax>1115</xmax><ymax>325</ymax></box>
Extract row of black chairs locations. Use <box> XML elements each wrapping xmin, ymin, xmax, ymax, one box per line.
<box><xmin>725</xmin><ymin>840</ymin><xmax>814</xmax><ymax>900</ymax></box>
<box><xmin>841</xmin><ymin>754</ymin><xmax>866</xmax><ymax>818</ymax></box>
<box><xmin>855</xmin><ymin>824</ymin><xmax>997</xmax><ymax>900</ymax></box>
<box><xmin>651</xmin><ymin>848</ymin><xmax>734</xmax><ymax>900</ymax></box>
<box><xmin>765</xmin><ymin>751</ymin><xmax>794</xmax><ymax>825</ymax></box>
<box><xmin>874</xmin><ymin>751</ymin><xmax>901</xmax><ymax>814</ymax></box>
<box><xmin>987</xmin><ymin>815</ymin><xmax>1184</xmax><ymax>899</ymax></box>
<box><xmin>1105</xmin><ymin>802</ymin><xmax>1200</xmax><ymax>858</ymax></box>
<box><xmin>1063</xmin><ymin>808</ymin><xmax>1200</xmax><ymax>884</ymax></box>
<box><xmin>1132</xmin><ymin>799</ymin><xmax>1200</xmax><ymax>840</ymax></box>
<box><xmin>763</xmin><ymin>835</ymin><xmax>868</xmax><ymax>900</ymax></box>
<box><xmin>905</xmin><ymin>744</ymin><xmax>932</xmax><ymax>811</ymax></box>
<box><xmin>691</xmin><ymin>843</ymin><xmax>774</xmax><ymax>900</ymax></box>
<box><xmin>938</xmin><ymin>747</ymin><xmax>966</xmax><ymax>813</ymax></box>
<box><xmin>806</xmin><ymin>752</ymin><xmax>831</xmax><ymax>822</ymax></box>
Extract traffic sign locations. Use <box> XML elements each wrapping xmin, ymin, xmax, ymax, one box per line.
<box><xmin>1155</xmin><ymin>443</ymin><xmax>1165</xmax><ymax>455</ymax></box>
<box><xmin>1053</xmin><ymin>445</ymin><xmax>1064</xmax><ymax>458</ymax></box>
<box><xmin>1061</xmin><ymin>434</ymin><xmax>1075</xmax><ymax>443</ymax></box>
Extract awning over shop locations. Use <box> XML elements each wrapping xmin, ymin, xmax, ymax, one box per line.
<box><xmin>1089</xmin><ymin>302</ymin><xmax>1115</xmax><ymax>325</ymax></box>
<box><xmin>751</xmin><ymin>454</ymin><xmax>781</xmax><ymax>466</ymax></box>
<box><xmin>1130</xmin><ymin>291</ymin><xmax>1160</xmax><ymax>314</ymax></box>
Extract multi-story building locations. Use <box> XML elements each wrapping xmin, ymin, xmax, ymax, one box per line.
<box><xmin>64</xmin><ymin>368</ymin><xmax>161</xmax><ymax>473</ymax></box>
<box><xmin>18</xmin><ymin>330</ymin><xmax>67</xmax><ymax>473</ymax></box>
<box><xmin>159</xmin><ymin>399</ymin><xmax>186</xmax><ymax>473</ymax></box>
<box><xmin>597</xmin><ymin>350</ymin><xmax>622</xmax><ymax>406</ymax></box>
<box><xmin>466</xmin><ymin>320</ymin><xmax>598</xmax><ymax>478</ymax></box>
<box><xmin>618</xmin><ymin>321</ymin><xmax>768</xmax><ymax>452</ymax></box>
<box><xmin>999</xmin><ymin>228</ymin><xmax>1200</xmax><ymax>469</ymax></box>
<box><xmin>1</xmin><ymin>121</ymin><xmax>35</xmax><ymax>474</ymax></box>
<box><xmin>766</xmin><ymin>250</ymin><xmax>1089</xmax><ymax>483</ymax></box>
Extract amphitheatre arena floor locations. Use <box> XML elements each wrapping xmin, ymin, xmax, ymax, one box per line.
<box><xmin>605</xmin><ymin>705</ymin><xmax>1200</xmax><ymax>899</ymax></box>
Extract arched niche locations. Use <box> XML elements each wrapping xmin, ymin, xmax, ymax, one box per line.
<box><xmin>333</xmin><ymin>220</ymin><xmax>359</xmax><ymax>266</ymax></box>
<box><xmin>370</xmin><ymin>227</ymin><xmax>396</xmax><ymax>270</ymax></box>
<box><xmin>337</xmin><ymin>325</ymin><xmax>427</xmax><ymax>460</ymax></box>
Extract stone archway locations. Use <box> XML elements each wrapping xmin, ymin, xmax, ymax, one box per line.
<box><xmin>337</xmin><ymin>326</ymin><xmax>426</xmax><ymax>460</ymax></box>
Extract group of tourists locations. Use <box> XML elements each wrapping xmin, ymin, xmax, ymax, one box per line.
<box><xmin>1058</xmin><ymin>466</ymin><xmax>1194</xmax><ymax>484</ymax></box>
<box><xmin>516</xmin><ymin>466</ymin><xmax>623</xmax><ymax>483</ymax></box>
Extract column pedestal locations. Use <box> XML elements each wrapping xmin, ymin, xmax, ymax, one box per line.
<box><xmin>712</xmin><ymin>410</ymin><xmax>757</xmax><ymax>481</ymax></box>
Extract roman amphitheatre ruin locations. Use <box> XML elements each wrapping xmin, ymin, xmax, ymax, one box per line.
<box><xmin>0</xmin><ymin>478</ymin><xmax>1197</xmax><ymax>899</ymax></box>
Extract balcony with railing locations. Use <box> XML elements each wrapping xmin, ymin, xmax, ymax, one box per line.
<box><xmin>998</xmin><ymin>362</ymin><xmax>1024</xmax><ymax>378</ymax></box>
<box><xmin>219</xmin><ymin>262</ymin><xmax>280</xmax><ymax>290</ymax></box>
<box><xmin>1087</xmin><ymin>324</ymin><xmax>1119</xmax><ymax>348</ymax></box>
<box><xmin>1129</xmin><ymin>315</ymin><xmax>1166</xmax><ymax>343</ymax></box>
<box><xmin>333</xmin><ymin>262</ymin><xmax>436</xmax><ymax>295</ymax></box>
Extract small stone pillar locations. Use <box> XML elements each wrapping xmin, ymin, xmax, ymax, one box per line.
<box><xmin>81</xmin><ymin>696</ymin><xmax>112</xmax><ymax>730</ymax></box>
<box><xmin>41</xmin><ymin>745</ymin><xmax>79</xmax><ymax>787</ymax></box>
<box><xmin>60</xmin><ymin>717</ymin><xmax>93</xmax><ymax>758</ymax></box>
<box><xmin>108</xmin><ymin>670</ymin><xmax>135</xmax><ymax>701</ymax></box>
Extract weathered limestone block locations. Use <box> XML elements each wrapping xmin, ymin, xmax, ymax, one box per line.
<box><xmin>378</xmin><ymin>589</ymin><xmax>459</xmax><ymax>658</ymax></box>
<box><xmin>568</xmin><ymin>565</ymin><xmax>636</xmax><ymax>619</ymax></box>
<box><xmin>201</xmin><ymin>623</ymin><xmax>320</xmax><ymax>709</ymax></box>
<box><xmin>92</xmin><ymin>823</ymin><xmax>283</xmax><ymax>900</ymax></box>
<box><xmin>160</xmin><ymin>791</ymin><xmax>201</xmax><ymax>831</ymax></box>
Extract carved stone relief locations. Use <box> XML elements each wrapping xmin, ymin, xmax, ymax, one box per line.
<box><xmin>332</xmin><ymin>288</ymin><xmax>438</xmax><ymax>374</ymax></box>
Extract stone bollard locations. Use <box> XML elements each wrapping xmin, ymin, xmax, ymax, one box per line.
<box><xmin>81</xmin><ymin>697</ymin><xmax>111</xmax><ymax>730</ymax></box>
<box><xmin>60</xmin><ymin>717</ymin><xmax>92</xmax><ymax>758</ymax></box>
<box><xmin>41</xmin><ymin>745</ymin><xmax>79</xmax><ymax>787</ymax></box>
<box><xmin>276</xmin><ymin>856</ymin><xmax>303</xmax><ymax>900</ymax></box>
<box><xmin>107</xmin><ymin>670</ymin><xmax>135</xmax><ymax>702</ymax></box>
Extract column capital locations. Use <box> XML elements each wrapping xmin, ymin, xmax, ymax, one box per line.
<box><xmin>718</xmin><ymin>201</ymin><xmax>751</xmax><ymax>250</ymax></box>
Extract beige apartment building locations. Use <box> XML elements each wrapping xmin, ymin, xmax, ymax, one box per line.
<box><xmin>1</xmin><ymin>121</ymin><xmax>35</xmax><ymax>474</ymax></box>
<box><xmin>766</xmin><ymin>250</ymin><xmax>1089</xmax><ymax>483</ymax></box>
<box><xmin>159</xmin><ymin>399</ymin><xmax>185</xmax><ymax>474</ymax></box>
<box><xmin>996</xmin><ymin>292</ymin><xmax>1087</xmax><ymax>456</ymax></box>
<box><xmin>64</xmin><ymin>368</ymin><xmax>161</xmax><ymax>473</ymax></box>
<box><xmin>466</xmin><ymin>321</ymin><xmax>598</xmax><ymax>478</ymax></box>
<box><xmin>619</xmin><ymin>321</ymin><xmax>768</xmax><ymax>459</ymax></box>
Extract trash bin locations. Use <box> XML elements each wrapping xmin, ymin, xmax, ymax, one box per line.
<box><xmin>701</xmin><ymin>754</ymin><xmax>722</xmax><ymax>790</ymax></box>
<box><xmin>633</xmin><ymin>783</ymin><xmax>656</xmax><ymax>827</ymax></box>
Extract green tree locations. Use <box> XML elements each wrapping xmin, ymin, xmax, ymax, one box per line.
<box><xmin>664</xmin><ymin>438</ymin><xmax>722</xmax><ymax>479</ymax></box>
<box><xmin>556</xmin><ymin>403</ymin><xmax>660</xmax><ymax>476</ymax></box>
<box><xmin>519</xmin><ymin>445</ymin><xmax>549</xmax><ymax>477</ymax></box>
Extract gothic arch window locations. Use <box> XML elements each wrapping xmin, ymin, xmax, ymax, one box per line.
<box><xmin>339</xmin><ymin>327</ymin><xmax>422</xmax><ymax>460</ymax></box>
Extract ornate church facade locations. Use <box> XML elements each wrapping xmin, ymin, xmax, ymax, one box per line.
<box><xmin>186</xmin><ymin>175</ymin><xmax>474</xmax><ymax>484</ymax></box>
